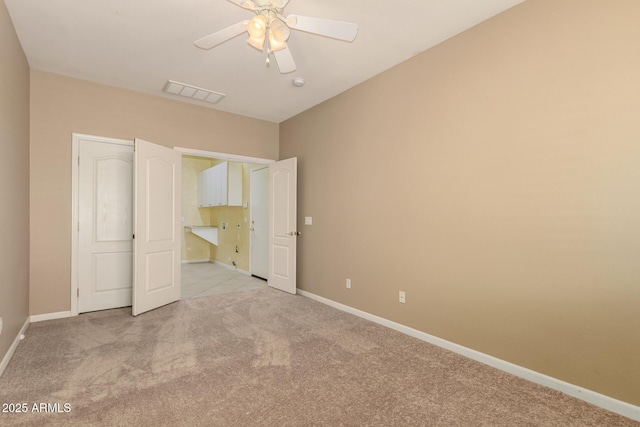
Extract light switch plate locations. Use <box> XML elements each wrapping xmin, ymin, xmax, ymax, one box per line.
<box><xmin>305</xmin><ymin>217</ymin><xmax>312</xmax><ymax>225</ymax></box>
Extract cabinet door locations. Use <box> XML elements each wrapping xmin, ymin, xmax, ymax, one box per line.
<box><xmin>227</xmin><ymin>162</ymin><xmax>243</xmax><ymax>206</ymax></box>
<box><xmin>206</xmin><ymin>167</ymin><xmax>216</xmax><ymax>206</ymax></box>
<box><xmin>214</xmin><ymin>162</ymin><xmax>228</xmax><ymax>206</ymax></box>
<box><xmin>200</xmin><ymin>163</ymin><xmax>235</xmax><ymax>207</ymax></box>
<box><xmin>198</xmin><ymin>169</ymin><xmax>207</xmax><ymax>207</ymax></box>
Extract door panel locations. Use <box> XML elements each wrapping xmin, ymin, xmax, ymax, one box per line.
<box><xmin>146</xmin><ymin>157</ymin><xmax>175</xmax><ymax>241</ymax></box>
<box><xmin>133</xmin><ymin>139</ymin><xmax>181</xmax><ymax>316</ymax></box>
<box><xmin>95</xmin><ymin>157</ymin><xmax>133</xmax><ymax>241</ymax></box>
<box><xmin>93</xmin><ymin>252</ymin><xmax>132</xmax><ymax>292</ymax></box>
<box><xmin>273</xmin><ymin>246</ymin><xmax>290</xmax><ymax>276</ymax></box>
<box><xmin>268</xmin><ymin>158</ymin><xmax>297</xmax><ymax>294</ymax></box>
<box><xmin>145</xmin><ymin>251</ymin><xmax>175</xmax><ymax>291</ymax></box>
<box><xmin>78</xmin><ymin>139</ymin><xmax>133</xmax><ymax>313</ymax></box>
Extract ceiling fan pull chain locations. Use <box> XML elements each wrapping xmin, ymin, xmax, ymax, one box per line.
<box><xmin>265</xmin><ymin>29</ymin><xmax>271</xmax><ymax>67</ymax></box>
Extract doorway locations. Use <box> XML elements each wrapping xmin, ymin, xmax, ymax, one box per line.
<box><xmin>179</xmin><ymin>154</ymin><xmax>268</xmax><ymax>293</ymax></box>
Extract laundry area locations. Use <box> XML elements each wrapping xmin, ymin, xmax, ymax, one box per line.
<box><xmin>181</xmin><ymin>155</ymin><xmax>269</xmax><ymax>297</ymax></box>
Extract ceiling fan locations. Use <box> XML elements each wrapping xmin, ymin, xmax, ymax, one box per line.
<box><xmin>195</xmin><ymin>0</ymin><xmax>358</xmax><ymax>74</ymax></box>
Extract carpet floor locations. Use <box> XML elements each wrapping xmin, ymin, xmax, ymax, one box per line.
<box><xmin>0</xmin><ymin>287</ymin><xmax>637</xmax><ymax>426</ymax></box>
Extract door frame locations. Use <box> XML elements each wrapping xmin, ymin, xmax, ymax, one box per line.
<box><xmin>249</xmin><ymin>166</ymin><xmax>269</xmax><ymax>279</ymax></box>
<box><xmin>71</xmin><ymin>137</ymin><xmax>275</xmax><ymax>316</ymax></box>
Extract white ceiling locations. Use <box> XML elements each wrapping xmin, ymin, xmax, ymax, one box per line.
<box><xmin>5</xmin><ymin>0</ymin><xmax>524</xmax><ymax>123</ymax></box>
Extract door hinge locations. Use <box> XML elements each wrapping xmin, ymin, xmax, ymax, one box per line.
<box><xmin>78</xmin><ymin>156</ymin><xmax>80</xmax><ymax>166</ymax></box>
<box><xmin>77</xmin><ymin>288</ymin><xmax>79</xmax><ymax>298</ymax></box>
<box><xmin>132</xmin><ymin>234</ymin><xmax>135</xmax><ymax>239</ymax></box>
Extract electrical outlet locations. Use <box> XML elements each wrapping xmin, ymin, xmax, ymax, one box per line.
<box><xmin>346</xmin><ymin>278</ymin><xmax>351</xmax><ymax>289</ymax></box>
<box><xmin>399</xmin><ymin>291</ymin><xmax>406</xmax><ymax>303</ymax></box>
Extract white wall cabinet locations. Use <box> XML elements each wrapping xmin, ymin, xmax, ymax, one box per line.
<box><xmin>198</xmin><ymin>162</ymin><xmax>242</xmax><ymax>207</ymax></box>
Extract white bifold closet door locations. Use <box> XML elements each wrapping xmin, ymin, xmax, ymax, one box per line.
<box><xmin>78</xmin><ymin>138</ymin><xmax>134</xmax><ymax>313</ymax></box>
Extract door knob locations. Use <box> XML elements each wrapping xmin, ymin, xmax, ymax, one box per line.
<box><xmin>288</xmin><ymin>231</ymin><xmax>301</xmax><ymax>236</ymax></box>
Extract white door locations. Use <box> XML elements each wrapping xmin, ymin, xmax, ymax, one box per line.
<box><xmin>78</xmin><ymin>138</ymin><xmax>133</xmax><ymax>313</ymax></box>
<box><xmin>250</xmin><ymin>167</ymin><xmax>268</xmax><ymax>279</ymax></box>
<box><xmin>268</xmin><ymin>158</ymin><xmax>297</xmax><ymax>294</ymax></box>
<box><xmin>132</xmin><ymin>139</ymin><xmax>182</xmax><ymax>316</ymax></box>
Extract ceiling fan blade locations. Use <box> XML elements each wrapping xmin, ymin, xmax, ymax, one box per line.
<box><xmin>273</xmin><ymin>46</ymin><xmax>297</xmax><ymax>74</ymax></box>
<box><xmin>286</xmin><ymin>15</ymin><xmax>358</xmax><ymax>42</ymax></box>
<box><xmin>195</xmin><ymin>21</ymin><xmax>249</xmax><ymax>50</ymax></box>
<box><xmin>226</xmin><ymin>0</ymin><xmax>256</xmax><ymax>10</ymax></box>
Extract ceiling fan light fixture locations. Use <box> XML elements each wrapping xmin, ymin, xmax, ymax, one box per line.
<box><xmin>247</xmin><ymin>15</ymin><xmax>267</xmax><ymax>39</ymax></box>
<box><xmin>268</xmin><ymin>32</ymin><xmax>287</xmax><ymax>52</ymax></box>
<box><xmin>247</xmin><ymin>35</ymin><xmax>265</xmax><ymax>50</ymax></box>
<box><xmin>270</xmin><ymin>18</ymin><xmax>290</xmax><ymax>42</ymax></box>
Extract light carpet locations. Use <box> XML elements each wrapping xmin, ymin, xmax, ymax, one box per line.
<box><xmin>0</xmin><ymin>287</ymin><xmax>637</xmax><ymax>426</ymax></box>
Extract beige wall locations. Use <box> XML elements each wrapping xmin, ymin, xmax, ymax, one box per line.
<box><xmin>280</xmin><ymin>0</ymin><xmax>640</xmax><ymax>405</ymax></box>
<box><xmin>210</xmin><ymin>206</ymin><xmax>245</xmax><ymax>268</ymax></box>
<box><xmin>0</xmin><ymin>1</ymin><xmax>30</xmax><ymax>362</ymax></box>
<box><xmin>181</xmin><ymin>156</ymin><xmax>212</xmax><ymax>262</ymax></box>
<box><xmin>30</xmin><ymin>70</ymin><xmax>279</xmax><ymax>316</ymax></box>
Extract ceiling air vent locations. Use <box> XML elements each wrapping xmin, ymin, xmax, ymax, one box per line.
<box><xmin>163</xmin><ymin>80</ymin><xmax>226</xmax><ymax>104</ymax></box>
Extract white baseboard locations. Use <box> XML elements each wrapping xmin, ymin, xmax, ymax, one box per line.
<box><xmin>298</xmin><ymin>289</ymin><xmax>640</xmax><ymax>422</ymax></box>
<box><xmin>0</xmin><ymin>317</ymin><xmax>30</xmax><ymax>378</ymax></box>
<box><xmin>181</xmin><ymin>259</ymin><xmax>210</xmax><ymax>264</ymax></box>
<box><xmin>30</xmin><ymin>311</ymin><xmax>72</xmax><ymax>323</ymax></box>
<box><xmin>213</xmin><ymin>261</ymin><xmax>250</xmax><ymax>276</ymax></box>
